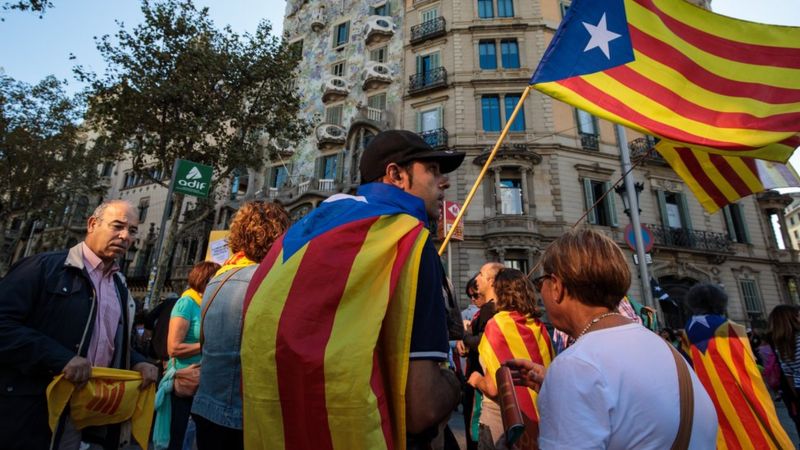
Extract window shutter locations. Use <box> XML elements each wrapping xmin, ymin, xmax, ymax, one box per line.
<box><xmin>678</xmin><ymin>193</ymin><xmax>693</xmax><ymax>231</ymax></box>
<box><xmin>431</xmin><ymin>52</ymin><xmax>440</xmax><ymax>69</ymax></box>
<box><xmin>415</xmin><ymin>110</ymin><xmax>422</xmax><ymax>132</ymax></box>
<box><xmin>336</xmin><ymin>152</ymin><xmax>344</xmax><ymax>182</ymax></box>
<box><xmin>314</xmin><ymin>156</ymin><xmax>322</xmax><ymax>180</ymax></box>
<box><xmin>722</xmin><ymin>206</ymin><xmax>736</xmax><ymax>241</ymax></box>
<box><xmin>416</xmin><ymin>54</ymin><xmax>423</xmax><ymax>75</ymax></box>
<box><xmin>436</xmin><ymin>105</ymin><xmax>444</xmax><ymax>128</ymax></box>
<box><xmin>737</xmin><ymin>205</ymin><xmax>751</xmax><ymax>244</ymax></box>
<box><xmin>656</xmin><ymin>190</ymin><xmax>670</xmax><ymax>230</ymax></box>
<box><xmin>583</xmin><ymin>179</ymin><xmax>597</xmax><ymax>224</ymax></box>
<box><xmin>604</xmin><ymin>181</ymin><xmax>619</xmax><ymax>227</ymax></box>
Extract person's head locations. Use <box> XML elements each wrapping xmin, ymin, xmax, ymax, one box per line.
<box><xmin>494</xmin><ymin>268</ymin><xmax>541</xmax><ymax>317</ymax></box>
<box><xmin>465</xmin><ymin>275</ymin><xmax>485</xmax><ymax>307</ymax></box>
<box><xmin>228</xmin><ymin>201</ymin><xmax>290</xmax><ymax>262</ymax></box>
<box><xmin>538</xmin><ymin>228</ymin><xmax>630</xmax><ymax>311</ymax></box>
<box><xmin>476</xmin><ymin>262</ymin><xmax>504</xmax><ymax>300</ymax></box>
<box><xmin>686</xmin><ymin>282</ymin><xmax>728</xmax><ymax>316</ymax></box>
<box><xmin>84</xmin><ymin>200</ymin><xmax>138</xmax><ymax>264</ymax></box>
<box><xmin>359</xmin><ymin>130</ymin><xmax>465</xmax><ymax>220</ymax></box>
<box><xmin>187</xmin><ymin>261</ymin><xmax>221</xmax><ymax>293</ymax></box>
<box><xmin>768</xmin><ymin>304</ymin><xmax>800</xmax><ymax>361</ymax></box>
<box><xmin>659</xmin><ymin>328</ymin><xmax>676</xmax><ymax>342</ymax></box>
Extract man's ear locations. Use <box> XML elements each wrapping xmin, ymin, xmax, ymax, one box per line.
<box><xmin>383</xmin><ymin>162</ymin><xmax>406</xmax><ymax>188</ymax></box>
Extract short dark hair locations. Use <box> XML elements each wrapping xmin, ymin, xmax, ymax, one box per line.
<box><xmin>188</xmin><ymin>261</ymin><xmax>221</xmax><ymax>293</ymax></box>
<box><xmin>466</xmin><ymin>275</ymin><xmax>478</xmax><ymax>296</ymax></box>
<box><xmin>686</xmin><ymin>282</ymin><xmax>728</xmax><ymax>315</ymax></box>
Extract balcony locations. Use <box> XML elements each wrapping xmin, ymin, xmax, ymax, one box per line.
<box><xmin>408</xmin><ymin>67</ymin><xmax>447</xmax><ymax>95</ymax></box>
<box><xmin>580</xmin><ymin>132</ymin><xmax>599</xmax><ymax>151</ymax></box>
<box><xmin>647</xmin><ymin>224</ymin><xmax>734</xmax><ymax>253</ymax></box>
<box><xmin>410</xmin><ymin>16</ymin><xmax>446</xmax><ymax>44</ymax></box>
<box><xmin>419</xmin><ymin>128</ymin><xmax>448</xmax><ymax>149</ymax></box>
<box><xmin>629</xmin><ymin>137</ymin><xmax>667</xmax><ymax>164</ymax></box>
<box><xmin>362</xmin><ymin>61</ymin><xmax>392</xmax><ymax>90</ymax></box>
<box><xmin>310</xmin><ymin>9</ymin><xmax>325</xmax><ymax>32</ymax></box>
<box><xmin>322</xmin><ymin>76</ymin><xmax>349</xmax><ymax>103</ymax></box>
<box><xmin>318</xmin><ymin>178</ymin><xmax>336</xmax><ymax>191</ymax></box>
<box><xmin>316</xmin><ymin>123</ymin><xmax>347</xmax><ymax>148</ymax></box>
<box><xmin>268</xmin><ymin>187</ymin><xmax>279</xmax><ymax>200</ymax></box>
<box><xmin>364</xmin><ymin>15</ymin><xmax>395</xmax><ymax>45</ymax></box>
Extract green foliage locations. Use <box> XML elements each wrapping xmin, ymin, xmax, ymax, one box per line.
<box><xmin>1</xmin><ymin>0</ymin><xmax>53</xmax><ymax>19</ymax></box>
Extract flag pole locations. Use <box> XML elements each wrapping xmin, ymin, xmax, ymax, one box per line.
<box><xmin>438</xmin><ymin>85</ymin><xmax>533</xmax><ymax>256</ymax></box>
<box><xmin>616</xmin><ymin>125</ymin><xmax>655</xmax><ymax>309</ymax></box>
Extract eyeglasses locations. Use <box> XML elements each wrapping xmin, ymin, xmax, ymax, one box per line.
<box><xmin>468</xmin><ymin>292</ymin><xmax>480</xmax><ymax>299</ymax></box>
<box><xmin>532</xmin><ymin>274</ymin><xmax>552</xmax><ymax>293</ymax></box>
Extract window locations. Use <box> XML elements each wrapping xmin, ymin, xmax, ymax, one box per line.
<box><xmin>499</xmin><ymin>179</ymin><xmax>523</xmax><ymax>215</ymax></box>
<box><xmin>138</xmin><ymin>198</ymin><xmax>149</xmax><ymax>222</ymax></box>
<box><xmin>369</xmin><ymin>46</ymin><xmax>387</xmax><ymax>63</ymax></box>
<box><xmin>481</xmin><ymin>93</ymin><xmax>525</xmax><ymax>132</ymax></box>
<box><xmin>505</xmin><ymin>258</ymin><xmax>528</xmax><ymax>274</ymax></box>
<box><xmin>500</xmin><ymin>39</ymin><xmax>520</xmax><ymax>68</ymax></box>
<box><xmin>326</xmin><ymin>104</ymin><xmax>343</xmax><ymax>126</ymax></box>
<box><xmin>333</xmin><ymin>21</ymin><xmax>350</xmax><ymax>47</ymax></box>
<box><xmin>497</xmin><ymin>0</ymin><xmax>514</xmax><ymax>17</ymax></box>
<box><xmin>656</xmin><ymin>190</ymin><xmax>693</xmax><ymax>246</ymax></box>
<box><xmin>368</xmin><ymin>93</ymin><xmax>387</xmax><ymax>111</ymax></box>
<box><xmin>504</xmin><ymin>94</ymin><xmax>525</xmax><ymax>131</ymax></box>
<box><xmin>331</xmin><ymin>61</ymin><xmax>346</xmax><ymax>77</ymax></box>
<box><xmin>478</xmin><ymin>0</ymin><xmax>494</xmax><ymax>18</ymax></box>
<box><xmin>417</xmin><ymin>107</ymin><xmax>443</xmax><ymax>132</ymax></box>
<box><xmin>290</xmin><ymin>39</ymin><xmax>303</xmax><ymax>56</ymax></box>
<box><xmin>560</xmin><ymin>1</ymin><xmax>570</xmax><ymax>18</ymax></box>
<box><xmin>271</xmin><ymin>166</ymin><xmax>289</xmax><ymax>189</ymax></box>
<box><xmin>421</xmin><ymin>7</ymin><xmax>438</xmax><ymax>23</ymax></box>
<box><xmin>583</xmin><ymin>179</ymin><xmax>618</xmax><ymax>227</ymax></box>
<box><xmin>723</xmin><ymin>203</ymin><xmax>750</xmax><ymax>244</ymax></box>
<box><xmin>577</xmin><ymin>109</ymin><xmax>597</xmax><ymax>135</ymax></box>
<box><xmin>416</xmin><ymin>51</ymin><xmax>440</xmax><ymax>76</ymax></box>
<box><xmin>372</xmin><ymin>3</ymin><xmax>388</xmax><ymax>15</ymax></box>
<box><xmin>479</xmin><ymin>41</ymin><xmax>497</xmax><ymax>69</ymax></box>
<box><xmin>481</xmin><ymin>95</ymin><xmax>501</xmax><ymax>132</ymax></box>
<box><xmin>740</xmin><ymin>279</ymin><xmax>764</xmax><ymax>325</ymax></box>
<box><xmin>319</xmin><ymin>154</ymin><xmax>339</xmax><ymax>180</ymax></box>
<box><xmin>100</xmin><ymin>162</ymin><xmax>113</xmax><ymax>177</ymax></box>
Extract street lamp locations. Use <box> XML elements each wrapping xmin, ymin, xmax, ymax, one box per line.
<box><xmin>614</xmin><ymin>181</ymin><xmax>644</xmax><ymax>218</ymax></box>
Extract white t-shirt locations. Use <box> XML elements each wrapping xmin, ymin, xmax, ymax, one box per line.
<box><xmin>538</xmin><ymin>324</ymin><xmax>717</xmax><ymax>450</ymax></box>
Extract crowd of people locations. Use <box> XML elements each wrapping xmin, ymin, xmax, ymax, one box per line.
<box><xmin>0</xmin><ymin>129</ymin><xmax>799</xmax><ymax>449</ymax></box>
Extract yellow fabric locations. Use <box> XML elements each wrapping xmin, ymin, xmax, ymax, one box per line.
<box><xmin>181</xmin><ymin>288</ymin><xmax>203</xmax><ymax>307</ymax></box>
<box><xmin>46</xmin><ymin>367</ymin><xmax>155</xmax><ymax>449</ymax></box>
<box><xmin>215</xmin><ymin>251</ymin><xmax>256</xmax><ymax>277</ymax></box>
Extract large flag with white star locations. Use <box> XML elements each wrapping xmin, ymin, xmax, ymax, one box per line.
<box><xmin>530</xmin><ymin>0</ymin><xmax>800</xmax><ymax>162</ymax></box>
<box><xmin>682</xmin><ymin>316</ymin><xmax>793</xmax><ymax>449</ymax></box>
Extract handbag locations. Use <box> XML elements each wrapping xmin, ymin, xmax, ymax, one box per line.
<box><xmin>171</xmin><ymin>266</ymin><xmax>245</xmax><ymax>398</ymax></box>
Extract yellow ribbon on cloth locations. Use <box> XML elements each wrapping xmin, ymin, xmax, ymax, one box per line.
<box><xmin>215</xmin><ymin>251</ymin><xmax>256</xmax><ymax>276</ymax></box>
<box><xmin>46</xmin><ymin>367</ymin><xmax>155</xmax><ymax>449</ymax></box>
<box><xmin>181</xmin><ymin>288</ymin><xmax>203</xmax><ymax>307</ymax></box>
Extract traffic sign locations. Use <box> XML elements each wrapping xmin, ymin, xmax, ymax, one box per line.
<box><xmin>173</xmin><ymin>159</ymin><xmax>213</xmax><ymax>198</ymax></box>
<box><xmin>624</xmin><ymin>223</ymin><xmax>654</xmax><ymax>253</ymax></box>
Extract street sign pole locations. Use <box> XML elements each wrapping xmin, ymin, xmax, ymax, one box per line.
<box><xmin>144</xmin><ymin>159</ymin><xmax>179</xmax><ymax>310</ymax></box>
<box><xmin>616</xmin><ymin>125</ymin><xmax>654</xmax><ymax>309</ymax></box>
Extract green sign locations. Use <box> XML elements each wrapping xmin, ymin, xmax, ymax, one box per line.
<box><xmin>173</xmin><ymin>159</ymin><xmax>213</xmax><ymax>198</ymax></box>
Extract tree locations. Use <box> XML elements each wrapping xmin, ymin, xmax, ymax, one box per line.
<box><xmin>1</xmin><ymin>0</ymin><xmax>53</xmax><ymax>19</ymax></box>
<box><xmin>76</xmin><ymin>0</ymin><xmax>309</xmax><ymax>303</ymax></box>
<box><xmin>0</xmin><ymin>75</ymin><xmax>108</xmax><ymax>273</ymax></box>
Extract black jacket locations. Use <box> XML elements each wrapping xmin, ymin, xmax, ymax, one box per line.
<box><xmin>0</xmin><ymin>243</ymin><xmax>145</xmax><ymax>450</ymax></box>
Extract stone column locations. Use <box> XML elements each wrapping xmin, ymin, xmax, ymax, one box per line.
<box><xmin>519</xmin><ymin>167</ymin><xmax>530</xmax><ymax>215</ymax></box>
<box><xmin>493</xmin><ymin>168</ymin><xmax>502</xmax><ymax>215</ymax></box>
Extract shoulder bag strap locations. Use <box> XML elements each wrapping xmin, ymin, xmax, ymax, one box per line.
<box><xmin>199</xmin><ymin>266</ymin><xmax>246</xmax><ymax>347</ymax></box>
<box><xmin>669</xmin><ymin>343</ymin><xmax>694</xmax><ymax>450</ymax></box>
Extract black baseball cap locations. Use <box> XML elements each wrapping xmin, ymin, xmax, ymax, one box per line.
<box><xmin>359</xmin><ymin>130</ymin><xmax>465</xmax><ymax>183</ymax></box>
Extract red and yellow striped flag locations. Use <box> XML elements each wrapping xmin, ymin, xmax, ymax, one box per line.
<box><xmin>656</xmin><ymin>140</ymin><xmax>800</xmax><ymax>213</ymax></box>
<box><xmin>530</xmin><ymin>0</ymin><xmax>800</xmax><ymax>161</ymax></box>
<box><xmin>478</xmin><ymin>311</ymin><xmax>554</xmax><ymax>448</ymax></box>
<box><xmin>683</xmin><ymin>317</ymin><xmax>792</xmax><ymax>449</ymax></box>
<box><xmin>240</xmin><ymin>209</ymin><xmax>428</xmax><ymax>450</ymax></box>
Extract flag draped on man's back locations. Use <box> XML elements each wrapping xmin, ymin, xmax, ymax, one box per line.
<box><xmin>239</xmin><ymin>185</ymin><xmax>430</xmax><ymax>450</ymax></box>
<box><xmin>530</xmin><ymin>0</ymin><xmax>800</xmax><ymax>162</ymax></box>
<box><xmin>682</xmin><ymin>317</ymin><xmax>793</xmax><ymax>449</ymax></box>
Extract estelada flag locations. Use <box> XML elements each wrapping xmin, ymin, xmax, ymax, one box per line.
<box><xmin>46</xmin><ymin>367</ymin><xmax>155</xmax><ymax>449</ymax></box>
<box><xmin>683</xmin><ymin>316</ymin><xmax>792</xmax><ymax>449</ymax></box>
<box><xmin>478</xmin><ymin>311</ymin><xmax>554</xmax><ymax>449</ymax></box>
<box><xmin>530</xmin><ymin>0</ymin><xmax>800</xmax><ymax>162</ymax></box>
<box><xmin>241</xmin><ymin>184</ymin><xmax>432</xmax><ymax>450</ymax></box>
<box><xmin>656</xmin><ymin>140</ymin><xmax>800</xmax><ymax>213</ymax></box>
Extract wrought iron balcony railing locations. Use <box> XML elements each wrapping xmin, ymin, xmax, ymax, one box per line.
<box><xmin>419</xmin><ymin>128</ymin><xmax>448</xmax><ymax>149</ymax></box>
<box><xmin>409</xmin><ymin>67</ymin><xmax>447</xmax><ymax>94</ymax></box>
<box><xmin>647</xmin><ymin>224</ymin><xmax>733</xmax><ymax>253</ymax></box>
<box><xmin>410</xmin><ymin>16</ymin><xmax>446</xmax><ymax>44</ymax></box>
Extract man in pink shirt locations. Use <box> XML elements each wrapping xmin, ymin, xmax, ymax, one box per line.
<box><xmin>0</xmin><ymin>199</ymin><xmax>158</xmax><ymax>450</ymax></box>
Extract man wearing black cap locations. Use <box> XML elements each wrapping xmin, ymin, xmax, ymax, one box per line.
<box><xmin>240</xmin><ymin>130</ymin><xmax>465</xmax><ymax>449</ymax></box>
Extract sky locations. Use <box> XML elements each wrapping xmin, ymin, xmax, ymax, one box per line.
<box><xmin>1</xmin><ymin>0</ymin><xmax>799</xmax><ymax>168</ymax></box>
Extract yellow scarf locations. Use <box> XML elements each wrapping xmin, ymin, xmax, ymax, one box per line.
<box><xmin>47</xmin><ymin>368</ymin><xmax>155</xmax><ymax>449</ymax></box>
<box><xmin>215</xmin><ymin>251</ymin><xmax>256</xmax><ymax>276</ymax></box>
<box><xmin>181</xmin><ymin>288</ymin><xmax>203</xmax><ymax>307</ymax></box>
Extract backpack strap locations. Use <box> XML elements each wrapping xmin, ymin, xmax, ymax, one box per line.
<box><xmin>669</xmin><ymin>343</ymin><xmax>694</xmax><ymax>450</ymax></box>
<box><xmin>199</xmin><ymin>266</ymin><xmax>245</xmax><ymax>346</ymax></box>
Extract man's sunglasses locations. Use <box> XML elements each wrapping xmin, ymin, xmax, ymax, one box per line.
<box><xmin>532</xmin><ymin>274</ymin><xmax>553</xmax><ymax>292</ymax></box>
